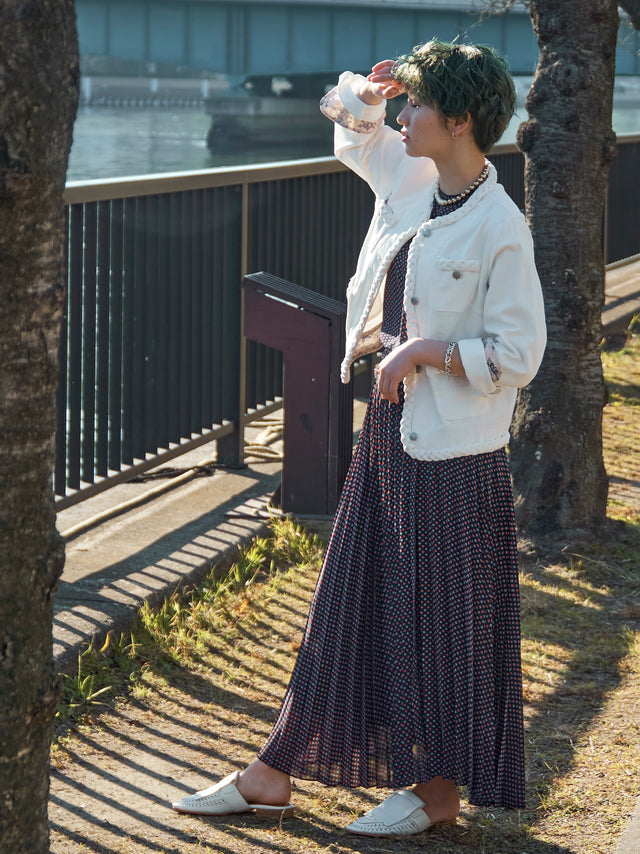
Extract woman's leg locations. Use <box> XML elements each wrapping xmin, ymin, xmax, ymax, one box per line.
<box><xmin>236</xmin><ymin>765</ymin><xmax>461</xmax><ymax>819</ymax></box>
<box><xmin>412</xmin><ymin>777</ymin><xmax>460</xmax><ymax>823</ymax></box>
<box><xmin>236</xmin><ymin>759</ymin><xmax>292</xmax><ymax>806</ymax></box>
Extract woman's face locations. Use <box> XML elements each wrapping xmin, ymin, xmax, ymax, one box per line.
<box><xmin>396</xmin><ymin>93</ymin><xmax>454</xmax><ymax>159</ymax></box>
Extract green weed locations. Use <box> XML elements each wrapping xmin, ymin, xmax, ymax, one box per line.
<box><xmin>57</xmin><ymin>638</ymin><xmax>113</xmax><ymax>724</ymax></box>
<box><xmin>54</xmin><ymin>516</ymin><xmax>325</xmax><ymax>736</ymax></box>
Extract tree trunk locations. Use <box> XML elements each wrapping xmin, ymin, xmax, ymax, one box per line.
<box><xmin>510</xmin><ymin>0</ymin><xmax>618</xmax><ymax>538</ymax></box>
<box><xmin>0</xmin><ymin>3</ymin><xmax>78</xmax><ymax>851</ymax></box>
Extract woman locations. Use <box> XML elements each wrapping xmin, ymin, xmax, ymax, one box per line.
<box><xmin>172</xmin><ymin>40</ymin><xmax>546</xmax><ymax>838</ymax></box>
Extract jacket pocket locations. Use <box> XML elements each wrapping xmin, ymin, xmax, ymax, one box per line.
<box><xmin>431</xmin><ymin>372</ymin><xmax>493</xmax><ymax>421</ymax></box>
<box><xmin>430</xmin><ymin>258</ymin><xmax>482</xmax><ymax>313</ymax></box>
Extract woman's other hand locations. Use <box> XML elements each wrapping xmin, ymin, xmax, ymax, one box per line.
<box><xmin>356</xmin><ymin>60</ymin><xmax>407</xmax><ymax>105</ymax></box>
<box><xmin>377</xmin><ymin>338</ymin><xmax>465</xmax><ymax>403</ymax></box>
<box><xmin>376</xmin><ymin>339</ymin><xmax>421</xmax><ymax>404</ymax></box>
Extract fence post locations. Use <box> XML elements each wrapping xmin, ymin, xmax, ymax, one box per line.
<box><xmin>216</xmin><ymin>182</ymin><xmax>247</xmax><ymax>467</ymax></box>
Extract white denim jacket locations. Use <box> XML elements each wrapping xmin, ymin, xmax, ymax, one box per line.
<box><xmin>321</xmin><ymin>71</ymin><xmax>547</xmax><ymax>461</ymax></box>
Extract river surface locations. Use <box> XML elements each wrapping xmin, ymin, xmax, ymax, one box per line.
<box><xmin>66</xmin><ymin>81</ymin><xmax>640</xmax><ymax>183</ymax></box>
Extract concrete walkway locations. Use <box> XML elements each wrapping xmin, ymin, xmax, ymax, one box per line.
<box><xmin>617</xmin><ymin>796</ymin><xmax>640</xmax><ymax>854</ymax></box>
<box><xmin>604</xmin><ymin>254</ymin><xmax>640</xmax><ymax>337</ymax></box>
<box><xmin>54</xmin><ymin>418</ymin><xmax>286</xmax><ymax>674</ymax></box>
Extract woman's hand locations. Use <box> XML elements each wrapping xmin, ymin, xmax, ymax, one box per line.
<box><xmin>368</xmin><ymin>60</ymin><xmax>407</xmax><ymax>98</ymax></box>
<box><xmin>376</xmin><ymin>339</ymin><xmax>422</xmax><ymax>404</ymax></box>
<box><xmin>376</xmin><ymin>338</ymin><xmax>466</xmax><ymax>403</ymax></box>
<box><xmin>357</xmin><ymin>60</ymin><xmax>407</xmax><ymax>105</ymax></box>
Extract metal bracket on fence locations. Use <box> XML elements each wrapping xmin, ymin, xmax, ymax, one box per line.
<box><xmin>242</xmin><ymin>272</ymin><xmax>353</xmax><ymax>518</ymax></box>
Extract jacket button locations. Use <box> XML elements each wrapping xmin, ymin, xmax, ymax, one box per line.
<box><xmin>423</xmin><ymin>227</ymin><xmax>431</xmax><ymax>237</ymax></box>
<box><xmin>410</xmin><ymin>296</ymin><xmax>419</xmax><ymax>305</ymax></box>
<box><xmin>409</xmin><ymin>432</ymin><xmax>418</xmax><ymax>441</ymax></box>
<box><xmin>452</xmin><ymin>270</ymin><xmax>462</xmax><ymax>279</ymax></box>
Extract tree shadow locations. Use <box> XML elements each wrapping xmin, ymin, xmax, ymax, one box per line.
<box><xmin>516</xmin><ymin>530</ymin><xmax>640</xmax><ymax>823</ymax></box>
<box><xmin>606</xmin><ymin>378</ymin><xmax>640</xmax><ymax>401</ymax></box>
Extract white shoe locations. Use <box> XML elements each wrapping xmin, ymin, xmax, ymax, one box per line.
<box><xmin>172</xmin><ymin>770</ymin><xmax>295</xmax><ymax>817</ymax></box>
<box><xmin>346</xmin><ymin>790</ymin><xmax>436</xmax><ymax>837</ymax></box>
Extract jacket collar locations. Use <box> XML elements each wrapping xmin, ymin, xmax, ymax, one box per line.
<box><xmin>420</xmin><ymin>160</ymin><xmax>498</xmax><ymax>229</ymax></box>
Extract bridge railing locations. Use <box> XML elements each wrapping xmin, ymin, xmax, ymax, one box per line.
<box><xmin>56</xmin><ymin>137</ymin><xmax>640</xmax><ymax>508</ymax></box>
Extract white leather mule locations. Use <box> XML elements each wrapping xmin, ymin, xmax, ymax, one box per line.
<box><xmin>172</xmin><ymin>770</ymin><xmax>295</xmax><ymax>817</ymax></box>
<box><xmin>347</xmin><ymin>789</ymin><xmax>453</xmax><ymax>837</ymax></box>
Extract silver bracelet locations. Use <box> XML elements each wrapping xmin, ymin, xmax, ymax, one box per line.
<box><xmin>443</xmin><ymin>341</ymin><xmax>456</xmax><ymax>374</ymax></box>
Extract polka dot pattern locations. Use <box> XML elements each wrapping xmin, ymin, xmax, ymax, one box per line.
<box><xmin>258</xmin><ymin>197</ymin><xmax>526</xmax><ymax>810</ymax></box>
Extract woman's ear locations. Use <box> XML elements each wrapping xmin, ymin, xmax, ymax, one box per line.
<box><xmin>450</xmin><ymin>113</ymin><xmax>472</xmax><ymax>139</ymax></box>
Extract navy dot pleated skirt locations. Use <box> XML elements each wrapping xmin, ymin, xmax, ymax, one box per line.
<box><xmin>258</xmin><ymin>243</ymin><xmax>526</xmax><ymax>809</ymax></box>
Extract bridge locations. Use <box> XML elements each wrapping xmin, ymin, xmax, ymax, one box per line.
<box><xmin>77</xmin><ymin>0</ymin><xmax>543</xmax><ymax>83</ymax></box>
<box><xmin>75</xmin><ymin>1</ymin><xmax>640</xmax><ymax>82</ymax></box>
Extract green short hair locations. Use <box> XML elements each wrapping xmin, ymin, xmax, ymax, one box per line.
<box><xmin>392</xmin><ymin>39</ymin><xmax>516</xmax><ymax>153</ymax></box>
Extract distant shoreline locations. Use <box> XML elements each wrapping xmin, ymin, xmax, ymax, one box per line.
<box><xmin>67</xmin><ymin>81</ymin><xmax>640</xmax><ymax>182</ymax></box>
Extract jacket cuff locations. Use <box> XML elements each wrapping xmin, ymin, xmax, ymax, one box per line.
<box><xmin>337</xmin><ymin>72</ymin><xmax>386</xmax><ymax>121</ymax></box>
<box><xmin>320</xmin><ymin>72</ymin><xmax>386</xmax><ymax>134</ymax></box>
<box><xmin>458</xmin><ymin>338</ymin><xmax>499</xmax><ymax>397</ymax></box>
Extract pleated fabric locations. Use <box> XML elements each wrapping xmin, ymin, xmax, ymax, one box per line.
<box><xmin>258</xmin><ymin>216</ymin><xmax>526</xmax><ymax>810</ymax></box>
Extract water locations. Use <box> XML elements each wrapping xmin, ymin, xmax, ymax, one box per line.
<box><xmin>66</xmin><ymin>79</ymin><xmax>640</xmax><ymax>183</ymax></box>
<box><xmin>66</xmin><ymin>105</ymin><xmax>334</xmax><ymax>182</ymax></box>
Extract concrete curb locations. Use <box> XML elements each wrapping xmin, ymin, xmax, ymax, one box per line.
<box><xmin>616</xmin><ymin>795</ymin><xmax>640</xmax><ymax>854</ymax></box>
<box><xmin>54</xmin><ymin>460</ymin><xmax>281</xmax><ymax>674</ymax></box>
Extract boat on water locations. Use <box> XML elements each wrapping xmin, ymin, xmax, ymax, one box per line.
<box><xmin>205</xmin><ymin>92</ymin><xmax>333</xmax><ymax>151</ymax></box>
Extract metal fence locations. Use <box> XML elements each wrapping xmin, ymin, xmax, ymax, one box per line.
<box><xmin>56</xmin><ymin>159</ymin><xmax>374</xmax><ymax>507</ymax></box>
<box><xmin>606</xmin><ymin>134</ymin><xmax>640</xmax><ymax>263</ymax></box>
<box><xmin>56</xmin><ymin>137</ymin><xmax>640</xmax><ymax>508</ymax></box>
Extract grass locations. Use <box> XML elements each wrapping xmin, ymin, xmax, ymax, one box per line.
<box><xmin>602</xmin><ymin>325</ymin><xmax>640</xmax><ymax>522</ymax></box>
<box><xmin>50</xmin><ymin>333</ymin><xmax>640</xmax><ymax>854</ymax></box>
<box><xmin>54</xmin><ymin>516</ymin><xmax>324</xmax><ymax>730</ymax></box>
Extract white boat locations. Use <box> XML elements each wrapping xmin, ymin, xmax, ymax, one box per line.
<box><xmin>205</xmin><ymin>93</ymin><xmax>332</xmax><ymax>150</ymax></box>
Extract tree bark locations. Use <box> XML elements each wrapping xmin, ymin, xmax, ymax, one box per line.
<box><xmin>0</xmin><ymin>2</ymin><xmax>78</xmax><ymax>851</ymax></box>
<box><xmin>510</xmin><ymin>0</ymin><xmax>618</xmax><ymax>538</ymax></box>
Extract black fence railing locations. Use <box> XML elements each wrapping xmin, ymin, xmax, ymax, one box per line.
<box><xmin>606</xmin><ymin>134</ymin><xmax>640</xmax><ymax>263</ymax></box>
<box><xmin>56</xmin><ymin>159</ymin><xmax>374</xmax><ymax>507</ymax></box>
<box><xmin>56</xmin><ymin>138</ymin><xmax>640</xmax><ymax>508</ymax></box>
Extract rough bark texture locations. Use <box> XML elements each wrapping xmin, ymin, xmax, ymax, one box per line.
<box><xmin>510</xmin><ymin>0</ymin><xmax>618</xmax><ymax>538</ymax></box>
<box><xmin>0</xmin><ymin>2</ymin><xmax>78</xmax><ymax>851</ymax></box>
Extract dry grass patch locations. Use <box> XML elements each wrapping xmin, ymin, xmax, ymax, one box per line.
<box><xmin>602</xmin><ymin>330</ymin><xmax>640</xmax><ymax>519</ymax></box>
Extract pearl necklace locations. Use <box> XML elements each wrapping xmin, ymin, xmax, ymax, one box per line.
<box><xmin>434</xmin><ymin>163</ymin><xmax>490</xmax><ymax>206</ymax></box>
